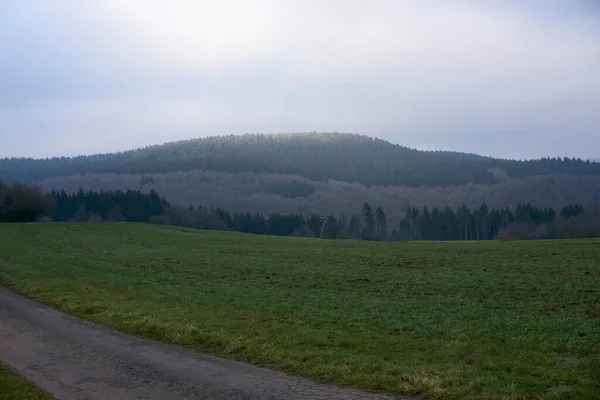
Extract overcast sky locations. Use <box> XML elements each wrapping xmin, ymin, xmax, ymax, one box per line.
<box><xmin>1</xmin><ymin>0</ymin><xmax>599</xmax><ymax>159</ymax></box>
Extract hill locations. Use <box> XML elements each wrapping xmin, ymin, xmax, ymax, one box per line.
<box><xmin>2</xmin><ymin>133</ymin><xmax>600</xmax><ymax>188</ymax></box>
<box><xmin>1</xmin><ymin>223</ymin><xmax>598</xmax><ymax>399</ymax></box>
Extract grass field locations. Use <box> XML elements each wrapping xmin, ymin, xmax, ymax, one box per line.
<box><xmin>0</xmin><ymin>364</ymin><xmax>51</xmax><ymax>400</ymax></box>
<box><xmin>0</xmin><ymin>223</ymin><xmax>598</xmax><ymax>399</ymax></box>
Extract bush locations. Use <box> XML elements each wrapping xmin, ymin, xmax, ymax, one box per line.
<box><xmin>0</xmin><ymin>181</ymin><xmax>54</xmax><ymax>222</ymax></box>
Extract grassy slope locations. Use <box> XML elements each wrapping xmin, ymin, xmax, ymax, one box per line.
<box><xmin>0</xmin><ymin>365</ymin><xmax>51</xmax><ymax>400</ymax></box>
<box><xmin>0</xmin><ymin>223</ymin><xmax>598</xmax><ymax>400</ymax></box>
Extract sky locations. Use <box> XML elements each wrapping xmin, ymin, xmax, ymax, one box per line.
<box><xmin>1</xmin><ymin>0</ymin><xmax>599</xmax><ymax>159</ymax></box>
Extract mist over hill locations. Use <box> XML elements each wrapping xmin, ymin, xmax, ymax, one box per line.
<box><xmin>2</xmin><ymin>133</ymin><xmax>599</xmax><ymax>188</ymax></box>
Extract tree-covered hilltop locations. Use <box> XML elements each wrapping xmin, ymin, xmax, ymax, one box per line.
<box><xmin>2</xmin><ymin>133</ymin><xmax>600</xmax><ymax>187</ymax></box>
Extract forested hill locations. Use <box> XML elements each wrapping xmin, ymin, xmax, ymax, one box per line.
<box><xmin>2</xmin><ymin>133</ymin><xmax>599</xmax><ymax>187</ymax></box>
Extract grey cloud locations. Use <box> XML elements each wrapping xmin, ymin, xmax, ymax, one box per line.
<box><xmin>0</xmin><ymin>0</ymin><xmax>599</xmax><ymax>159</ymax></box>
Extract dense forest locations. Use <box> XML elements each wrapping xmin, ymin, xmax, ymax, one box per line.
<box><xmin>51</xmin><ymin>189</ymin><xmax>168</xmax><ymax>223</ymax></box>
<box><xmin>3</xmin><ymin>133</ymin><xmax>600</xmax><ymax>188</ymax></box>
<box><xmin>167</xmin><ymin>201</ymin><xmax>595</xmax><ymax>241</ymax></box>
<box><xmin>3</xmin><ymin>182</ymin><xmax>597</xmax><ymax>241</ymax></box>
<box><xmin>38</xmin><ymin>169</ymin><xmax>600</xmax><ymax>223</ymax></box>
<box><xmin>397</xmin><ymin>203</ymin><xmax>585</xmax><ymax>241</ymax></box>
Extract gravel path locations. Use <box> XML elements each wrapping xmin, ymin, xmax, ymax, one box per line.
<box><xmin>0</xmin><ymin>287</ymin><xmax>412</xmax><ymax>400</ymax></box>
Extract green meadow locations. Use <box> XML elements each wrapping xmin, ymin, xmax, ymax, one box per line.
<box><xmin>0</xmin><ymin>223</ymin><xmax>598</xmax><ymax>399</ymax></box>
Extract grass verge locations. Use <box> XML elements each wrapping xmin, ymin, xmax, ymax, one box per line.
<box><xmin>0</xmin><ymin>364</ymin><xmax>51</xmax><ymax>400</ymax></box>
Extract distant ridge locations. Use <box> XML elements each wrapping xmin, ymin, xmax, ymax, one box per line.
<box><xmin>2</xmin><ymin>132</ymin><xmax>600</xmax><ymax>188</ymax></box>
<box><xmin>425</xmin><ymin>150</ymin><xmax>493</xmax><ymax>161</ymax></box>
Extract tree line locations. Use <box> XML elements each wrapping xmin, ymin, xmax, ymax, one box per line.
<box><xmin>1</xmin><ymin>182</ymin><xmax>597</xmax><ymax>240</ymax></box>
<box><xmin>397</xmin><ymin>203</ymin><xmax>582</xmax><ymax>241</ymax></box>
<box><xmin>168</xmin><ymin>201</ymin><xmax>591</xmax><ymax>241</ymax></box>
<box><xmin>3</xmin><ymin>133</ymin><xmax>600</xmax><ymax>188</ymax></box>
<box><xmin>51</xmin><ymin>189</ymin><xmax>168</xmax><ymax>223</ymax></box>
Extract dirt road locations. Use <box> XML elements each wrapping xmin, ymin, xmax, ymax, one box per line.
<box><xmin>0</xmin><ymin>287</ymin><xmax>408</xmax><ymax>400</ymax></box>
